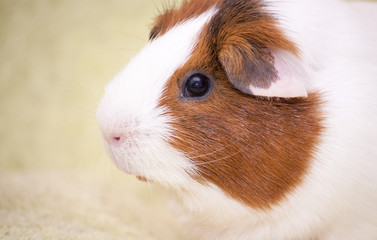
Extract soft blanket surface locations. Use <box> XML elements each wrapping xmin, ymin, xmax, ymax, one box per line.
<box><xmin>0</xmin><ymin>171</ymin><xmax>187</xmax><ymax>240</ymax></box>
<box><xmin>0</xmin><ymin>171</ymin><xmax>188</xmax><ymax>240</ymax></box>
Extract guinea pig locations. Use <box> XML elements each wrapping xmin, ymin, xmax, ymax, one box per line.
<box><xmin>97</xmin><ymin>0</ymin><xmax>377</xmax><ymax>239</ymax></box>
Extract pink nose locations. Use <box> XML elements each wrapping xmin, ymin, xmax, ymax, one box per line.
<box><xmin>106</xmin><ymin>133</ymin><xmax>125</xmax><ymax>147</ymax></box>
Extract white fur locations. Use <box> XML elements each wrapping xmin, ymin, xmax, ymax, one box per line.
<box><xmin>98</xmin><ymin>1</ymin><xmax>377</xmax><ymax>239</ymax></box>
<box><xmin>97</xmin><ymin>10</ymin><xmax>217</xmax><ymax>188</ymax></box>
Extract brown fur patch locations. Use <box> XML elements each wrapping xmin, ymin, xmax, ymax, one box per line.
<box><xmin>158</xmin><ymin>0</ymin><xmax>323</xmax><ymax>209</ymax></box>
<box><xmin>149</xmin><ymin>0</ymin><xmax>223</xmax><ymax>40</ymax></box>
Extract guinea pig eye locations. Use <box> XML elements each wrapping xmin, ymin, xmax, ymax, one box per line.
<box><xmin>182</xmin><ymin>72</ymin><xmax>213</xmax><ymax>100</ymax></box>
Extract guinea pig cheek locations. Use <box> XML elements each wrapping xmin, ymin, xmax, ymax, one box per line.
<box><xmin>160</xmin><ymin>71</ymin><xmax>324</xmax><ymax>210</ymax></box>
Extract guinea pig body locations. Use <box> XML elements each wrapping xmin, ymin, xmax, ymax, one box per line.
<box><xmin>97</xmin><ymin>0</ymin><xmax>377</xmax><ymax>239</ymax></box>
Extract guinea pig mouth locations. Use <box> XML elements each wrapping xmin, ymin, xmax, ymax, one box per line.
<box><xmin>106</xmin><ymin>148</ymin><xmax>134</xmax><ymax>174</ymax></box>
<box><xmin>107</xmin><ymin>148</ymin><xmax>153</xmax><ymax>182</ymax></box>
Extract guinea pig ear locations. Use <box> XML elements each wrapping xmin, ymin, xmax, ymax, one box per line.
<box><xmin>218</xmin><ymin>45</ymin><xmax>308</xmax><ymax>98</ymax></box>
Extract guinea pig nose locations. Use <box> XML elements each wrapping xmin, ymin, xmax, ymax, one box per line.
<box><xmin>106</xmin><ymin>133</ymin><xmax>125</xmax><ymax>147</ymax></box>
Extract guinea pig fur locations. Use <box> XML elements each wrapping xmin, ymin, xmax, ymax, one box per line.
<box><xmin>97</xmin><ymin>0</ymin><xmax>377</xmax><ymax>239</ymax></box>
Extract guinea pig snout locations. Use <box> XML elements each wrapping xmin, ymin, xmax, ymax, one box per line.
<box><xmin>97</xmin><ymin>114</ymin><xmax>129</xmax><ymax>149</ymax></box>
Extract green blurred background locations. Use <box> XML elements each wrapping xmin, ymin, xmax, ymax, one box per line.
<box><xmin>0</xmin><ymin>1</ymin><xmax>187</xmax><ymax>239</ymax></box>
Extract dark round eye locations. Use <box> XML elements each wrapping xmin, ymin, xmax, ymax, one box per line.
<box><xmin>183</xmin><ymin>72</ymin><xmax>212</xmax><ymax>99</ymax></box>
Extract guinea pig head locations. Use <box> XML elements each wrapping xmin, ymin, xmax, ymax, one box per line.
<box><xmin>97</xmin><ymin>0</ymin><xmax>323</xmax><ymax>209</ymax></box>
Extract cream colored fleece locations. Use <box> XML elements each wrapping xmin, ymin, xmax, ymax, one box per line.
<box><xmin>0</xmin><ymin>171</ymin><xmax>187</xmax><ymax>240</ymax></box>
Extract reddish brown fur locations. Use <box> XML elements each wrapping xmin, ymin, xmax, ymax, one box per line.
<box><xmin>150</xmin><ymin>0</ymin><xmax>223</xmax><ymax>40</ymax></box>
<box><xmin>157</xmin><ymin>0</ymin><xmax>323</xmax><ymax>209</ymax></box>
